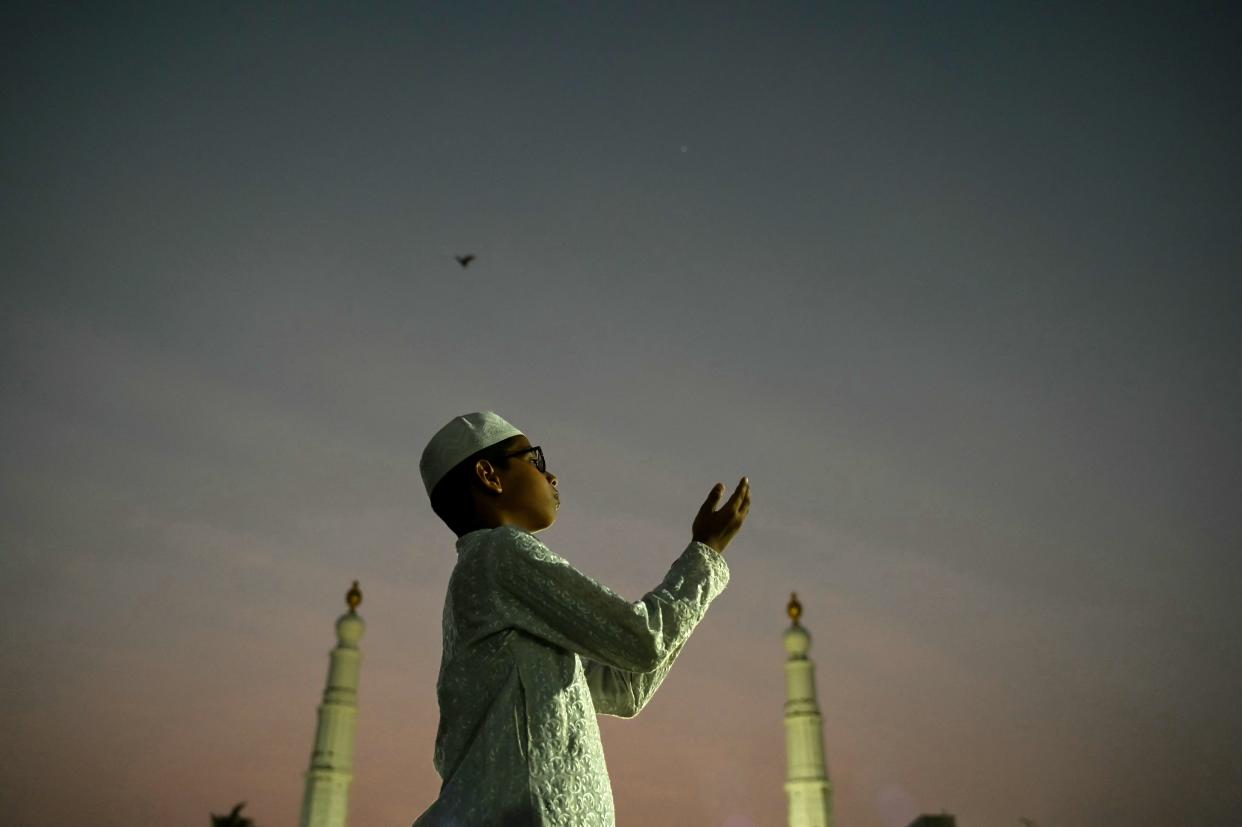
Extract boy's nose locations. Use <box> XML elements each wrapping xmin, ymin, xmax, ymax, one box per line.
<box><xmin>547</xmin><ymin>473</ymin><xmax>558</xmax><ymax>488</ymax></box>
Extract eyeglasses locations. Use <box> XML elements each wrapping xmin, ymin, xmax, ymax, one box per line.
<box><xmin>503</xmin><ymin>445</ymin><xmax>546</xmax><ymax>474</ymax></box>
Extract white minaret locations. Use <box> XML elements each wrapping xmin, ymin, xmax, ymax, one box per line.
<box><xmin>784</xmin><ymin>592</ymin><xmax>833</xmax><ymax>827</ymax></box>
<box><xmin>299</xmin><ymin>581</ymin><xmax>365</xmax><ymax>827</ymax></box>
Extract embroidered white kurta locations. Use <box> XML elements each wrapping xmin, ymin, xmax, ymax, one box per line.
<box><xmin>412</xmin><ymin>525</ymin><xmax>731</xmax><ymax>827</ymax></box>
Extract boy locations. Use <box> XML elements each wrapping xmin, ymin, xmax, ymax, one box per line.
<box><xmin>413</xmin><ymin>411</ymin><xmax>750</xmax><ymax>827</ymax></box>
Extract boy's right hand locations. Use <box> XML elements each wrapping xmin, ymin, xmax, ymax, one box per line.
<box><xmin>692</xmin><ymin>477</ymin><xmax>751</xmax><ymax>554</ymax></box>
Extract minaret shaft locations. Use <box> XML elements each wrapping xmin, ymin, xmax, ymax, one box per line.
<box><xmin>300</xmin><ymin>584</ymin><xmax>365</xmax><ymax>827</ymax></box>
<box><xmin>784</xmin><ymin>593</ymin><xmax>833</xmax><ymax>827</ymax></box>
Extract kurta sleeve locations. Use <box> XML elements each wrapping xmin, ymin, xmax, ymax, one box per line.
<box><xmin>582</xmin><ymin>646</ymin><xmax>685</xmax><ymax>718</ymax></box>
<box><xmin>490</xmin><ymin>529</ymin><xmax>730</xmax><ymax>682</ymax></box>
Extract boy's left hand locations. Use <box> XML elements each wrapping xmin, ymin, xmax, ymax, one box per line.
<box><xmin>692</xmin><ymin>476</ymin><xmax>751</xmax><ymax>554</ymax></box>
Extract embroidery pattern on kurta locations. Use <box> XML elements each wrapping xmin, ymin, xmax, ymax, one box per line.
<box><xmin>413</xmin><ymin>526</ymin><xmax>730</xmax><ymax>827</ymax></box>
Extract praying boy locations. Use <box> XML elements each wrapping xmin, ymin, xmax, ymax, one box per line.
<box><xmin>412</xmin><ymin>411</ymin><xmax>750</xmax><ymax>827</ymax></box>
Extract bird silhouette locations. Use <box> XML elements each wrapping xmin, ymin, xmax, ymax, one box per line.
<box><xmin>455</xmin><ymin>254</ymin><xmax>475</xmax><ymax>268</ymax></box>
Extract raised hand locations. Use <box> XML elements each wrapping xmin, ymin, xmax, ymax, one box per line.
<box><xmin>691</xmin><ymin>476</ymin><xmax>751</xmax><ymax>554</ymax></box>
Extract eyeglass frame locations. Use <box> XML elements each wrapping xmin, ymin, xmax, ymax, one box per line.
<box><xmin>501</xmin><ymin>444</ymin><xmax>546</xmax><ymax>474</ymax></box>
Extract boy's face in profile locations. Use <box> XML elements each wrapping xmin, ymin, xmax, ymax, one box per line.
<box><xmin>491</xmin><ymin>435</ymin><xmax>560</xmax><ymax>533</ymax></box>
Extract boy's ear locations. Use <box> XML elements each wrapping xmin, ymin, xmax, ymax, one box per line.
<box><xmin>475</xmin><ymin>459</ymin><xmax>503</xmax><ymax>494</ymax></box>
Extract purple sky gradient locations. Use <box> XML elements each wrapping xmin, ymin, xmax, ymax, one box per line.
<box><xmin>3</xmin><ymin>4</ymin><xmax>1240</xmax><ymax>826</ymax></box>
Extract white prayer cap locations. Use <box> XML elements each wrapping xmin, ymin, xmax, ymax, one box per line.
<box><xmin>420</xmin><ymin>411</ymin><xmax>524</xmax><ymax>497</ymax></box>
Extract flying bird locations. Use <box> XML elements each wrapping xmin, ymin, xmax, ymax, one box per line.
<box><xmin>455</xmin><ymin>254</ymin><xmax>475</xmax><ymax>268</ymax></box>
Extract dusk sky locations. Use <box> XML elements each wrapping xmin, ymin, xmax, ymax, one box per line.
<box><xmin>3</xmin><ymin>3</ymin><xmax>1240</xmax><ymax>826</ymax></box>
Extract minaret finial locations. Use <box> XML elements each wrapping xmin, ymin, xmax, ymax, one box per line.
<box><xmin>787</xmin><ymin>591</ymin><xmax>802</xmax><ymax>626</ymax></box>
<box><xmin>346</xmin><ymin>580</ymin><xmax>362</xmax><ymax>614</ymax></box>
